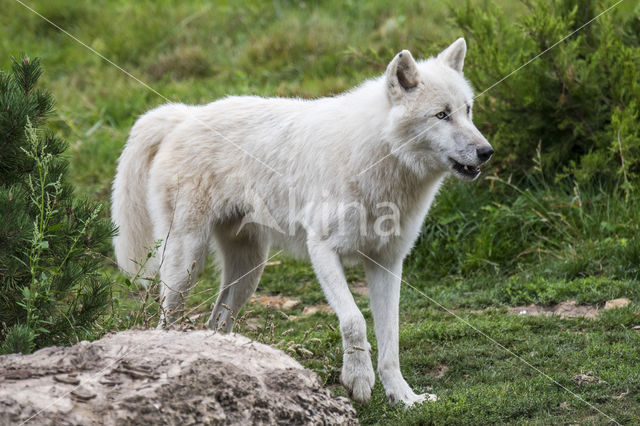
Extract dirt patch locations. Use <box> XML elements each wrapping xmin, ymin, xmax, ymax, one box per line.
<box><xmin>248</xmin><ymin>280</ymin><xmax>367</xmax><ymax>318</ymax></box>
<box><xmin>428</xmin><ymin>364</ymin><xmax>449</xmax><ymax>379</ymax></box>
<box><xmin>509</xmin><ymin>300</ymin><xmax>598</xmax><ymax>319</ymax></box>
<box><xmin>302</xmin><ymin>304</ymin><xmax>334</xmax><ymax>316</ymax></box>
<box><xmin>250</xmin><ymin>294</ymin><xmax>302</xmax><ymax>310</ymax></box>
<box><xmin>349</xmin><ymin>281</ymin><xmax>368</xmax><ymax>297</ymax></box>
<box><xmin>0</xmin><ymin>330</ymin><xmax>357</xmax><ymax>425</ymax></box>
<box><xmin>249</xmin><ymin>295</ymin><xmax>334</xmax><ymax>318</ymax></box>
<box><xmin>572</xmin><ymin>371</ymin><xmax>607</xmax><ymax>386</ymax></box>
<box><xmin>508</xmin><ymin>298</ymin><xmax>631</xmax><ymax>319</ymax></box>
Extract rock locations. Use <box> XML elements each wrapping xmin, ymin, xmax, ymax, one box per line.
<box><xmin>0</xmin><ymin>330</ymin><xmax>357</xmax><ymax>425</ymax></box>
<box><xmin>604</xmin><ymin>298</ymin><xmax>631</xmax><ymax>310</ymax></box>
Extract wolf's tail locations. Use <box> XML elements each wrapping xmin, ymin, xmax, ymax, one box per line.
<box><xmin>111</xmin><ymin>103</ymin><xmax>189</xmax><ymax>276</ymax></box>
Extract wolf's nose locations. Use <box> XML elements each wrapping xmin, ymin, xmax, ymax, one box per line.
<box><xmin>477</xmin><ymin>145</ymin><xmax>494</xmax><ymax>163</ymax></box>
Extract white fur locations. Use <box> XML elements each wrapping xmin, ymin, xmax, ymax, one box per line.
<box><xmin>111</xmin><ymin>38</ymin><xmax>492</xmax><ymax>406</ymax></box>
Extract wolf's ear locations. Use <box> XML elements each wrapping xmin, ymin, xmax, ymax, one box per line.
<box><xmin>437</xmin><ymin>38</ymin><xmax>466</xmax><ymax>73</ymax></box>
<box><xmin>386</xmin><ymin>50</ymin><xmax>420</xmax><ymax>101</ymax></box>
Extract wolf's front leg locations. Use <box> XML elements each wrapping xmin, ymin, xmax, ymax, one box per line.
<box><xmin>307</xmin><ymin>237</ymin><xmax>375</xmax><ymax>405</ymax></box>
<box><xmin>364</xmin><ymin>256</ymin><xmax>437</xmax><ymax>406</ymax></box>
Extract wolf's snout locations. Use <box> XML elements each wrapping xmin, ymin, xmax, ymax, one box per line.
<box><xmin>477</xmin><ymin>145</ymin><xmax>494</xmax><ymax>163</ymax></box>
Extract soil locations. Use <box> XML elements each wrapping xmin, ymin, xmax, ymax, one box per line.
<box><xmin>508</xmin><ymin>298</ymin><xmax>631</xmax><ymax>319</ymax></box>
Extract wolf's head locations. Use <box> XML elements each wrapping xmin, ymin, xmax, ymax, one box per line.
<box><xmin>384</xmin><ymin>38</ymin><xmax>493</xmax><ymax>181</ymax></box>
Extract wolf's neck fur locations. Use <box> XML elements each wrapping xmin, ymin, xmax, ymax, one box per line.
<box><xmin>313</xmin><ymin>76</ymin><xmax>447</xmax><ymax>213</ymax></box>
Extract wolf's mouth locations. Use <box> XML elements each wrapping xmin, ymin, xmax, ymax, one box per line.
<box><xmin>449</xmin><ymin>158</ymin><xmax>481</xmax><ymax>179</ymax></box>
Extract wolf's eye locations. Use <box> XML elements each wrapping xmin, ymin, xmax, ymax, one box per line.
<box><xmin>435</xmin><ymin>111</ymin><xmax>448</xmax><ymax>120</ymax></box>
<box><xmin>466</xmin><ymin>105</ymin><xmax>471</xmax><ymax>115</ymax></box>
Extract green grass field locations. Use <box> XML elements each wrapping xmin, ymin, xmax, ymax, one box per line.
<box><xmin>3</xmin><ymin>1</ymin><xmax>639</xmax><ymax>424</ymax></box>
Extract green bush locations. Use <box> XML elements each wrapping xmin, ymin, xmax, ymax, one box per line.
<box><xmin>406</xmin><ymin>0</ymin><xmax>640</xmax><ymax>286</ymax></box>
<box><xmin>409</xmin><ymin>162</ymin><xmax>640</xmax><ymax>283</ymax></box>
<box><xmin>453</xmin><ymin>0</ymin><xmax>640</xmax><ymax>191</ymax></box>
<box><xmin>0</xmin><ymin>57</ymin><xmax>115</xmax><ymax>354</ymax></box>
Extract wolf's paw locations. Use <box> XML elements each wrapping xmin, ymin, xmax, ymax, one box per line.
<box><xmin>389</xmin><ymin>390</ymin><xmax>438</xmax><ymax>407</ymax></box>
<box><xmin>340</xmin><ymin>350</ymin><xmax>375</xmax><ymax>405</ymax></box>
<box><xmin>340</xmin><ymin>372</ymin><xmax>375</xmax><ymax>405</ymax></box>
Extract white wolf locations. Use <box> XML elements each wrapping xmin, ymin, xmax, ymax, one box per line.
<box><xmin>112</xmin><ymin>38</ymin><xmax>493</xmax><ymax>406</ymax></box>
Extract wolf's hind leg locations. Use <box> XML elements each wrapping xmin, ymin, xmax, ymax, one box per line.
<box><xmin>208</xmin><ymin>229</ymin><xmax>269</xmax><ymax>332</ymax></box>
<box><xmin>156</xmin><ymin>229</ymin><xmax>210</xmax><ymax>328</ymax></box>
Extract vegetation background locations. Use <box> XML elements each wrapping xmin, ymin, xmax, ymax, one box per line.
<box><xmin>1</xmin><ymin>0</ymin><xmax>639</xmax><ymax>424</ymax></box>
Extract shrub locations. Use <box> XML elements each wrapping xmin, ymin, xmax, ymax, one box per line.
<box><xmin>0</xmin><ymin>57</ymin><xmax>115</xmax><ymax>354</ymax></box>
<box><xmin>405</xmin><ymin>0</ymin><xmax>640</xmax><ymax>287</ymax></box>
<box><xmin>409</xmin><ymin>158</ymin><xmax>640</xmax><ymax>283</ymax></box>
<box><xmin>453</xmin><ymin>0</ymin><xmax>640</xmax><ymax>192</ymax></box>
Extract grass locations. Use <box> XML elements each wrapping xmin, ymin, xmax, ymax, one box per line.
<box><xmin>2</xmin><ymin>0</ymin><xmax>639</xmax><ymax>424</ymax></box>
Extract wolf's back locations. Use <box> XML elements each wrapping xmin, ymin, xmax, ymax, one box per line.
<box><xmin>111</xmin><ymin>103</ymin><xmax>189</xmax><ymax>276</ymax></box>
